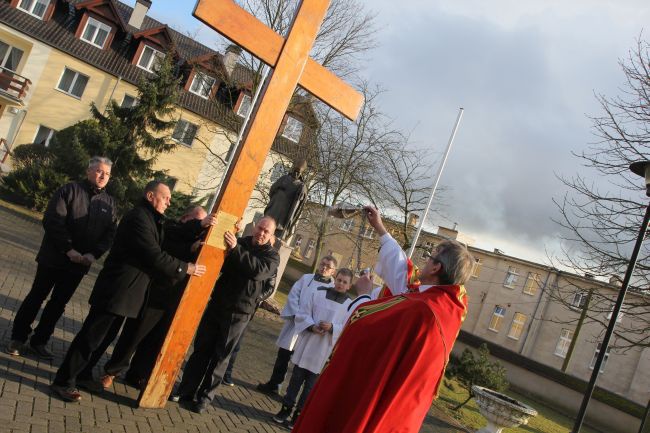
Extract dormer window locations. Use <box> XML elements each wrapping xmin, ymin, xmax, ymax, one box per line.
<box><xmin>282</xmin><ymin>116</ymin><xmax>303</xmax><ymax>143</ymax></box>
<box><xmin>81</xmin><ymin>17</ymin><xmax>112</xmax><ymax>49</ymax></box>
<box><xmin>236</xmin><ymin>93</ymin><xmax>252</xmax><ymax>117</ymax></box>
<box><xmin>189</xmin><ymin>72</ymin><xmax>216</xmax><ymax>99</ymax></box>
<box><xmin>137</xmin><ymin>45</ymin><xmax>164</xmax><ymax>73</ymax></box>
<box><xmin>17</xmin><ymin>0</ymin><xmax>50</xmax><ymax>20</ymax></box>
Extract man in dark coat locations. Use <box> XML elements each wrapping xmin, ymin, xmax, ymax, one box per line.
<box><xmin>173</xmin><ymin>216</ymin><xmax>280</xmax><ymax>414</ymax></box>
<box><xmin>88</xmin><ymin>206</ymin><xmax>213</xmax><ymax>390</ymax></box>
<box><xmin>264</xmin><ymin>159</ymin><xmax>307</xmax><ymax>239</ymax></box>
<box><xmin>50</xmin><ymin>181</ymin><xmax>207</xmax><ymax>402</ymax></box>
<box><xmin>6</xmin><ymin>156</ymin><xmax>117</xmax><ymax>360</ymax></box>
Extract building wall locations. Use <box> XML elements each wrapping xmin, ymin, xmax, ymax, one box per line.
<box><xmin>288</xmin><ymin>203</ymin><xmax>650</xmax><ymax>406</ymax></box>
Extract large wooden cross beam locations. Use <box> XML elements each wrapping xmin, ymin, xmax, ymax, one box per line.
<box><xmin>138</xmin><ymin>0</ymin><xmax>363</xmax><ymax>407</ymax></box>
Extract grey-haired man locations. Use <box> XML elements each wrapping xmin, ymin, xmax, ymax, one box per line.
<box><xmin>6</xmin><ymin>157</ymin><xmax>117</xmax><ymax>360</ymax></box>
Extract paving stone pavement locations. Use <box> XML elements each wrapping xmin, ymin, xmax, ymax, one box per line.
<box><xmin>0</xmin><ymin>202</ymin><xmax>467</xmax><ymax>433</ymax></box>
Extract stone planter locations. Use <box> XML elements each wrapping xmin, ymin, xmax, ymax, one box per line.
<box><xmin>472</xmin><ymin>385</ymin><xmax>538</xmax><ymax>433</ymax></box>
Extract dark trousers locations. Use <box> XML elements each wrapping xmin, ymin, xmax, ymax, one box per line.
<box><xmin>177</xmin><ymin>302</ymin><xmax>252</xmax><ymax>403</ymax></box>
<box><xmin>104</xmin><ymin>305</ymin><xmax>167</xmax><ymax>377</ymax></box>
<box><xmin>223</xmin><ymin>334</ymin><xmax>244</xmax><ymax>382</ymax></box>
<box><xmin>54</xmin><ymin>307</ymin><xmax>124</xmax><ymax>388</ymax></box>
<box><xmin>125</xmin><ymin>306</ymin><xmax>172</xmax><ymax>383</ymax></box>
<box><xmin>282</xmin><ymin>365</ymin><xmax>318</xmax><ymax>411</ymax></box>
<box><xmin>12</xmin><ymin>263</ymin><xmax>84</xmax><ymax>345</ymax></box>
<box><xmin>268</xmin><ymin>347</ymin><xmax>293</xmax><ymax>387</ymax></box>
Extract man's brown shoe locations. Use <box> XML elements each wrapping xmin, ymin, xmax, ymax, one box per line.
<box><xmin>100</xmin><ymin>374</ymin><xmax>115</xmax><ymax>389</ymax></box>
<box><xmin>50</xmin><ymin>384</ymin><xmax>82</xmax><ymax>402</ymax></box>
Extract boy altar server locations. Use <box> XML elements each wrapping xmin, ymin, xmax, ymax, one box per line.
<box><xmin>257</xmin><ymin>255</ymin><xmax>337</xmax><ymax>395</ymax></box>
<box><xmin>273</xmin><ymin>268</ymin><xmax>353</xmax><ymax>428</ymax></box>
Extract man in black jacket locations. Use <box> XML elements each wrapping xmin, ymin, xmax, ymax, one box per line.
<box><xmin>173</xmin><ymin>216</ymin><xmax>280</xmax><ymax>414</ymax></box>
<box><xmin>50</xmin><ymin>181</ymin><xmax>207</xmax><ymax>402</ymax></box>
<box><xmin>89</xmin><ymin>205</ymin><xmax>213</xmax><ymax>390</ymax></box>
<box><xmin>6</xmin><ymin>156</ymin><xmax>117</xmax><ymax>360</ymax></box>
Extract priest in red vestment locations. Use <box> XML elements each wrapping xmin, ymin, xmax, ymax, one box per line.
<box><xmin>292</xmin><ymin>206</ymin><xmax>474</xmax><ymax>433</ymax></box>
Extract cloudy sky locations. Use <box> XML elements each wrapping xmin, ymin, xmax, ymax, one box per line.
<box><xmin>130</xmin><ymin>0</ymin><xmax>650</xmax><ymax>264</ymax></box>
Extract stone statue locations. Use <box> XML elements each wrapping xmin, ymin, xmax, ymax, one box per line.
<box><xmin>264</xmin><ymin>159</ymin><xmax>308</xmax><ymax>240</ymax></box>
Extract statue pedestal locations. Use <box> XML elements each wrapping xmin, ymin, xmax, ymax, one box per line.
<box><xmin>273</xmin><ymin>238</ymin><xmax>293</xmax><ymax>292</ymax></box>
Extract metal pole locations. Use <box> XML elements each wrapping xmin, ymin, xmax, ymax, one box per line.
<box><xmin>572</xmin><ymin>202</ymin><xmax>650</xmax><ymax>432</ymax></box>
<box><xmin>407</xmin><ymin>108</ymin><xmax>464</xmax><ymax>259</ymax></box>
<box><xmin>207</xmin><ymin>64</ymin><xmax>271</xmax><ymax>211</ymax></box>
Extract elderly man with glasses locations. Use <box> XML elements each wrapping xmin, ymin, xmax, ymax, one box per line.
<box><xmin>293</xmin><ymin>206</ymin><xmax>474</xmax><ymax>433</ymax></box>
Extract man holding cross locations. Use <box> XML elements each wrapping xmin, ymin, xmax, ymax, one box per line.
<box><xmin>139</xmin><ymin>0</ymin><xmax>363</xmax><ymax>407</ymax></box>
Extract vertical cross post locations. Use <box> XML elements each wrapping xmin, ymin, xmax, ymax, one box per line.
<box><xmin>139</xmin><ymin>0</ymin><xmax>363</xmax><ymax>407</ymax></box>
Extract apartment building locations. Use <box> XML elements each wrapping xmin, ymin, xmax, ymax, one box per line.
<box><xmin>0</xmin><ymin>0</ymin><xmax>317</xmax><ymax>222</ymax></box>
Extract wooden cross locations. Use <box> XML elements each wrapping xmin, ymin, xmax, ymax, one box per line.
<box><xmin>138</xmin><ymin>0</ymin><xmax>363</xmax><ymax>407</ymax></box>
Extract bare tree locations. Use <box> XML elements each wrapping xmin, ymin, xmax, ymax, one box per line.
<box><xmin>304</xmin><ymin>83</ymin><xmax>404</xmax><ymax>270</ymax></box>
<box><xmin>551</xmin><ymin>37</ymin><xmax>650</xmax><ymax>350</ymax></box>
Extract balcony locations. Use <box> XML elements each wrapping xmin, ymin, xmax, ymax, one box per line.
<box><xmin>0</xmin><ymin>67</ymin><xmax>31</xmax><ymax>106</ymax></box>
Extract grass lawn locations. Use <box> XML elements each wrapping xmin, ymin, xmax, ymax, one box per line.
<box><xmin>435</xmin><ymin>378</ymin><xmax>604</xmax><ymax>433</ymax></box>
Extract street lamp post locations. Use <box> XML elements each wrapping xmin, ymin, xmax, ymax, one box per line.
<box><xmin>572</xmin><ymin>160</ymin><xmax>650</xmax><ymax>433</ymax></box>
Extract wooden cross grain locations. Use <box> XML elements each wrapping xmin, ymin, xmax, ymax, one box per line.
<box><xmin>138</xmin><ymin>0</ymin><xmax>363</xmax><ymax>408</ymax></box>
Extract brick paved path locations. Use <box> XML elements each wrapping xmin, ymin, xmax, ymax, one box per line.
<box><xmin>0</xmin><ymin>202</ymin><xmax>467</xmax><ymax>433</ymax></box>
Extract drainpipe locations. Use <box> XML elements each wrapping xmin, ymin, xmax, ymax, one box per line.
<box><xmin>519</xmin><ymin>268</ymin><xmax>553</xmax><ymax>355</ymax></box>
<box><xmin>562</xmin><ymin>287</ymin><xmax>593</xmax><ymax>372</ymax></box>
<box><xmin>104</xmin><ymin>75</ymin><xmax>122</xmax><ymax>114</ymax></box>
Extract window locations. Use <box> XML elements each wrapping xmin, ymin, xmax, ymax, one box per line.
<box><xmin>606</xmin><ymin>304</ymin><xmax>624</xmax><ymax>323</ymax></box>
<box><xmin>80</xmin><ymin>17</ymin><xmax>111</xmax><ymax>49</ymax></box>
<box><xmin>340</xmin><ymin>219</ymin><xmax>354</xmax><ymax>232</ymax></box>
<box><xmin>361</xmin><ymin>226</ymin><xmax>375</xmax><ymax>239</ymax></box>
<box><xmin>34</xmin><ymin>125</ymin><xmax>55</xmax><ymax>147</ymax></box>
<box><xmin>589</xmin><ymin>343</ymin><xmax>611</xmax><ymax>373</ymax></box>
<box><xmin>488</xmin><ymin>305</ymin><xmax>506</xmax><ymax>332</ymax></box>
<box><xmin>281</xmin><ymin>116</ymin><xmax>303</xmax><ymax>142</ymax></box>
<box><xmin>0</xmin><ymin>41</ymin><xmax>24</xmax><ymax>72</ymax></box>
<box><xmin>421</xmin><ymin>241</ymin><xmax>434</xmax><ymax>259</ymax></box>
<box><xmin>507</xmin><ymin>313</ymin><xmax>527</xmax><ymax>340</ymax></box>
<box><xmin>293</xmin><ymin>235</ymin><xmax>303</xmax><ymax>249</ymax></box>
<box><xmin>189</xmin><ymin>71</ymin><xmax>216</xmax><ymax>99</ymax></box>
<box><xmin>121</xmin><ymin>94</ymin><xmax>138</xmax><ymax>108</ymax></box>
<box><xmin>304</xmin><ymin>239</ymin><xmax>316</xmax><ymax>259</ymax></box>
<box><xmin>503</xmin><ymin>266</ymin><xmax>519</xmax><ymax>288</ymax></box>
<box><xmin>570</xmin><ymin>291</ymin><xmax>588</xmax><ymax>310</ymax></box>
<box><xmin>472</xmin><ymin>258</ymin><xmax>482</xmax><ymax>278</ymax></box>
<box><xmin>554</xmin><ymin>329</ymin><xmax>574</xmax><ymax>358</ymax></box>
<box><xmin>172</xmin><ymin>119</ymin><xmax>198</xmax><ymax>147</ymax></box>
<box><xmin>236</xmin><ymin>93</ymin><xmax>252</xmax><ymax>117</ymax></box>
<box><xmin>56</xmin><ymin>68</ymin><xmax>89</xmax><ymax>98</ymax></box>
<box><xmin>137</xmin><ymin>45</ymin><xmax>164</xmax><ymax>72</ymax></box>
<box><xmin>270</xmin><ymin>162</ymin><xmax>287</xmax><ymax>183</ymax></box>
<box><xmin>523</xmin><ymin>272</ymin><xmax>541</xmax><ymax>296</ymax></box>
<box><xmin>17</xmin><ymin>0</ymin><xmax>50</xmax><ymax>19</ymax></box>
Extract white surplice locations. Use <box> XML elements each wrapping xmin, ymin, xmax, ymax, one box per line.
<box><xmin>291</xmin><ymin>287</ymin><xmax>351</xmax><ymax>374</ymax></box>
<box><xmin>276</xmin><ymin>273</ymin><xmax>334</xmax><ymax>350</ymax></box>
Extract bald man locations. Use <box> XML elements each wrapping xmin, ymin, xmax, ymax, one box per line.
<box><xmin>173</xmin><ymin>216</ymin><xmax>280</xmax><ymax>414</ymax></box>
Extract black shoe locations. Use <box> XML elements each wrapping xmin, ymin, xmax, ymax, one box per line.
<box><xmin>273</xmin><ymin>405</ymin><xmax>293</xmax><ymax>424</ymax></box>
<box><xmin>5</xmin><ymin>340</ymin><xmax>23</xmax><ymax>356</ymax></box>
<box><xmin>287</xmin><ymin>410</ymin><xmax>300</xmax><ymax>429</ymax></box>
<box><xmin>222</xmin><ymin>377</ymin><xmax>235</xmax><ymax>387</ymax></box>
<box><xmin>257</xmin><ymin>382</ymin><xmax>281</xmax><ymax>396</ymax></box>
<box><xmin>191</xmin><ymin>399</ymin><xmax>209</xmax><ymax>414</ymax></box>
<box><xmin>29</xmin><ymin>343</ymin><xmax>54</xmax><ymax>360</ymax></box>
<box><xmin>50</xmin><ymin>384</ymin><xmax>82</xmax><ymax>403</ymax></box>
